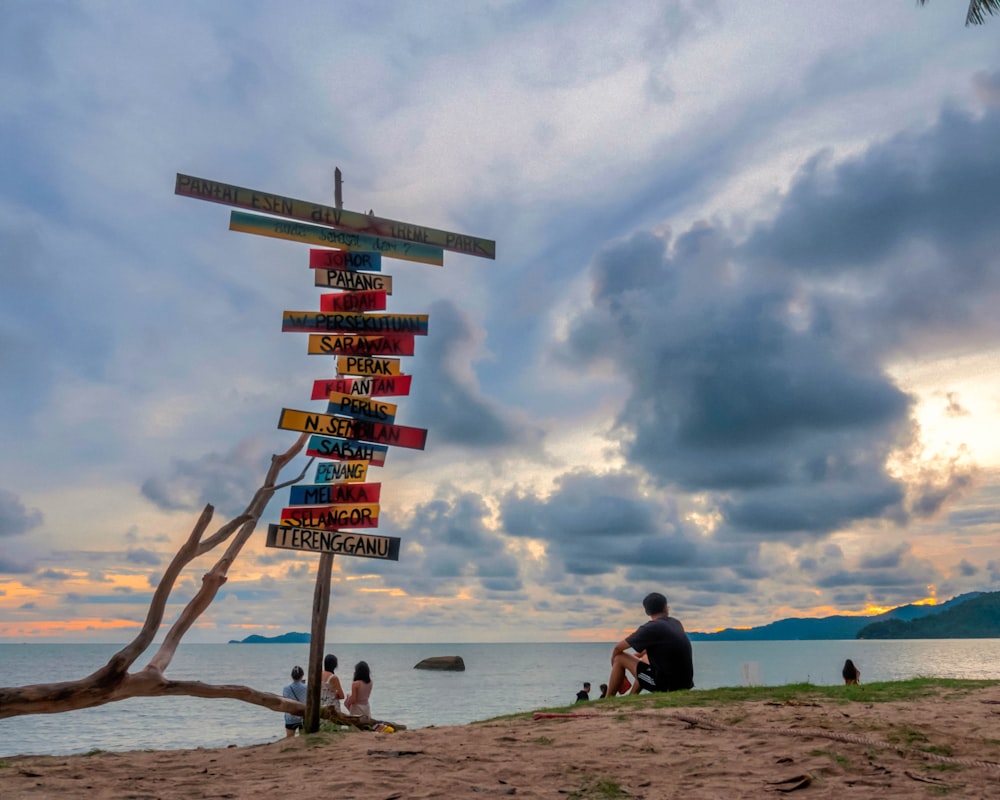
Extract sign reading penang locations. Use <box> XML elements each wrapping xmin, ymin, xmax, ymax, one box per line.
<box><xmin>280</xmin><ymin>408</ymin><xmax>427</xmax><ymax>450</ymax></box>
<box><xmin>230</xmin><ymin>211</ymin><xmax>445</xmax><ymax>266</ymax></box>
<box><xmin>315</xmin><ymin>460</ymin><xmax>369</xmax><ymax>483</ymax></box>
<box><xmin>267</xmin><ymin>524</ymin><xmax>400</xmax><ymax>561</ymax></box>
<box><xmin>176</xmin><ymin>174</ymin><xmax>496</xmax><ymax>260</ymax></box>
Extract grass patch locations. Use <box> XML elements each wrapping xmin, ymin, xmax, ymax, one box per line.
<box><xmin>808</xmin><ymin>748</ymin><xmax>851</xmax><ymax>767</ymax></box>
<box><xmin>0</xmin><ymin>759</ymin><xmax>10</xmax><ymax>769</ymax></box>
<box><xmin>84</xmin><ymin>749</ymin><xmax>105</xmax><ymax>756</ymax></box>
<box><xmin>531</xmin><ymin>736</ymin><xmax>555</xmax><ymax>745</ymax></box>
<box><xmin>568</xmin><ymin>776</ymin><xmax>630</xmax><ymax>798</ymax></box>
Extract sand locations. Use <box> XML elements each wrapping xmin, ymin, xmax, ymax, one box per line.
<box><xmin>6</xmin><ymin>683</ymin><xmax>1000</xmax><ymax>799</ymax></box>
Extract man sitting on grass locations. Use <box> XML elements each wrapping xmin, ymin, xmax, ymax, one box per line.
<box><xmin>605</xmin><ymin>592</ymin><xmax>694</xmax><ymax>696</ymax></box>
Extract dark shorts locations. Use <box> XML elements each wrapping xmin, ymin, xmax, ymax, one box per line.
<box><xmin>635</xmin><ymin>660</ymin><xmax>660</xmax><ymax>692</ymax></box>
<box><xmin>286</xmin><ymin>722</ymin><xmax>303</xmax><ymax>732</ymax></box>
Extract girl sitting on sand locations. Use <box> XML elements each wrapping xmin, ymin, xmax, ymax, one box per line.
<box><xmin>345</xmin><ymin>660</ymin><xmax>373</xmax><ymax>719</ymax></box>
<box><xmin>321</xmin><ymin>653</ymin><xmax>346</xmax><ymax>714</ymax></box>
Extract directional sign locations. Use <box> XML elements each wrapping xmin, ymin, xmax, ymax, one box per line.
<box><xmin>310</xmin><ymin>249</ymin><xmax>382</xmax><ymax>271</ymax></box>
<box><xmin>318</xmin><ymin>290</ymin><xmax>387</xmax><ymax>313</ymax></box>
<box><xmin>336</xmin><ymin>355</ymin><xmax>401</xmax><ymax>377</ymax></box>
<box><xmin>230</xmin><ymin>211</ymin><xmax>444</xmax><ymax>266</ymax></box>
<box><xmin>311</xmin><ymin>375</ymin><xmax>412</xmax><ymax>399</ymax></box>
<box><xmin>282</xmin><ymin>311</ymin><xmax>428</xmax><ymax>335</ymax></box>
<box><xmin>315</xmin><ymin>460</ymin><xmax>369</xmax><ymax>483</ymax></box>
<box><xmin>307</xmin><ymin>334</ymin><xmax>414</xmax><ymax>357</ymax></box>
<box><xmin>326</xmin><ymin>391</ymin><xmax>397</xmax><ymax>424</ymax></box>
<box><xmin>281</xmin><ymin>408</ymin><xmax>427</xmax><ymax>450</ymax></box>
<box><xmin>267</xmin><ymin>524</ymin><xmax>400</xmax><ymax>561</ymax></box>
<box><xmin>288</xmin><ymin>482</ymin><xmax>381</xmax><ymax>506</ymax></box>
<box><xmin>281</xmin><ymin>503</ymin><xmax>380</xmax><ymax>530</ymax></box>
<box><xmin>176</xmin><ymin>174</ymin><xmax>496</xmax><ymax>259</ymax></box>
<box><xmin>314</xmin><ymin>269</ymin><xmax>392</xmax><ymax>294</ymax></box>
<box><xmin>308</xmin><ymin>435</ymin><xmax>388</xmax><ymax>465</ymax></box>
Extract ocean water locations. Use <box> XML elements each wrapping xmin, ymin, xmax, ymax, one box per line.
<box><xmin>2</xmin><ymin>638</ymin><xmax>1000</xmax><ymax>757</ymax></box>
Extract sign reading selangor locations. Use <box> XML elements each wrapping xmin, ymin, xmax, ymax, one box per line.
<box><xmin>175</xmin><ymin>174</ymin><xmax>496</xmax><ymax>259</ymax></box>
<box><xmin>266</xmin><ymin>524</ymin><xmax>400</xmax><ymax>561</ymax></box>
<box><xmin>280</xmin><ymin>503</ymin><xmax>380</xmax><ymax>530</ymax></box>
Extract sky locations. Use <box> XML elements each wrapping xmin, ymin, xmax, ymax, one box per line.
<box><xmin>2</xmin><ymin>1</ymin><xmax>1000</xmax><ymax>646</ymax></box>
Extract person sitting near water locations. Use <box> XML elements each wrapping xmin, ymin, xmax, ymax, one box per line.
<box><xmin>282</xmin><ymin>665</ymin><xmax>307</xmax><ymax>737</ymax></box>
<box><xmin>345</xmin><ymin>660</ymin><xmax>374</xmax><ymax>719</ymax></box>
<box><xmin>575</xmin><ymin>682</ymin><xmax>591</xmax><ymax>702</ymax></box>
<box><xmin>321</xmin><ymin>653</ymin><xmax>346</xmax><ymax>714</ymax></box>
<box><xmin>605</xmin><ymin>592</ymin><xmax>694</xmax><ymax>696</ymax></box>
<box><xmin>599</xmin><ymin>683</ymin><xmax>608</xmax><ymax>699</ymax></box>
<box><xmin>842</xmin><ymin>659</ymin><xmax>861</xmax><ymax>685</ymax></box>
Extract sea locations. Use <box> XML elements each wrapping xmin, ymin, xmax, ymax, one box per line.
<box><xmin>2</xmin><ymin>639</ymin><xmax>1000</xmax><ymax>758</ymax></box>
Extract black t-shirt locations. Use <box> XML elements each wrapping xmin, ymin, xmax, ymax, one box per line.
<box><xmin>626</xmin><ymin>616</ymin><xmax>694</xmax><ymax>691</ymax></box>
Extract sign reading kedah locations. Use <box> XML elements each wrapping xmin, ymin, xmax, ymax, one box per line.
<box><xmin>318</xmin><ymin>291</ymin><xmax>387</xmax><ymax>313</ymax></box>
<box><xmin>267</xmin><ymin>524</ymin><xmax>400</xmax><ymax>561</ymax></box>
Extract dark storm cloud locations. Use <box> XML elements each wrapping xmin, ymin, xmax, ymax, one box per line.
<box><xmin>0</xmin><ymin>489</ymin><xmax>43</xmax><ymax>537</ymax></box>
<box><xmin>125</xmin><ymin>548</ymin><xmax>162</xmax><ymax>566</ymax></box>
<box><xmin>409</xmin><ymin>299</ymin><xmax>532</xmax><ymax>448</ymax></box>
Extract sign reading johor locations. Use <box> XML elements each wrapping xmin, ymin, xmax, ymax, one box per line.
<box><xmin>267</xmin><ymin>524</ymin><xmax>400</xmax><ymax>560</ymax></box>
<box><xmin>314</xmin><ymin>269</ymin><xmax>392</xmax><ymax>294</ymax></box>
<box><xmin>310</xmin><ymin>249</ymin><xmax>382</xmax><ymax>271</ymax></box>
<box><xmin>230</xmin><ymin>211</ymin><xmax>444</xmax><ymax>266</ymax></box>
<box><xmin>281</xmin><ymin>408</ymin><xmax>427</xmax><ymax>450</ymax></box>
<box><xmin>311</xmin><ymin>376</ymin><xmax>412</xmax><ymax>399</ymax></box>
<box><xmin>175</xmin><ymin>174</ymin><xmax>496</xmax><ymax>259</ymax></box>
<box><xmin>282</xmin><ymin>311</ymin><xmax>428</xmax><ymax>335</ymax></box>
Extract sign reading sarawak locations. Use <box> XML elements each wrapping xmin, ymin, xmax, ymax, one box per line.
<box><xmin>176</xmin><ymin>174</ymin><xmax>496</xmax><ymax>259</ymax></box>
<box><xmin>267</xmin><ymin>524</ymin><xmax>400</xmax><ymax>561</ymax></box>
<box><xmin>281</xmin><ymin>503</ymin><xmax>380</xmax><ymax>529</ymax></box>
<box><xmin>307</xmin><ymin>435</ymin><xmax>388</xmax><ymax>465</ymax></box>
<box><xmin>280</xmin><ymin>408</ymin><xmax>427</xmax><ymax>450</ymax></box>
<box><xmin>282</xmin><ymin>311</ymin><xmax>428</xmax><ymax>335</ymax></box>
<box><xmin>314</xmin><ymin>269</ymin><xmax>393</xmax><ymax>294</ymax></box>
<box><xmin>318</xmin><ymin>291</ymin><xmax>387</xmax><ymax>313</ymax></box>
<box><xmin>310</xmin><ymin>249</ymin><xmax>382</xmax><ymax>271</ymax></box>
<box><xmin>307</xmin><ymin>334</ymin><xmax>414</xmax><ymax>357</ymax></box>
<box><xmin>288</xmin><ymin>482</ymin><xmax>381</xmax><ymax>505</ymax></box>
<box><xmin>230</xmin><ymin>211</ymin><xmax>445</xmax><ymax>266</ymax></box>
<box><xmin>315</xmin><ymin>460</ymin><xmax>369</xmax><ymax>482</ymax></box>
<box><xmin>311</xmin><ymin>375</ymin><xmax>412</xmax><ymax>399</ymax></box>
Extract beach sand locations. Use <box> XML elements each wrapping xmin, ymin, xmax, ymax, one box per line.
<box><xmin>6</xmin><ymin>683</ymin><xmax>1000</xmax><ymax>799</ymax></box>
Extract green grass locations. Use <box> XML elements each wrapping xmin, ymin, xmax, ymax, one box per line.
<box><xmin>568</xmin><ymin>776</ymin><xmax>630</xmax><ymax>798</ymax></box>
<box><xmin>484</xmin><ymin>678</ymin><xmax>999</xmax><ymax>723</ymax></box>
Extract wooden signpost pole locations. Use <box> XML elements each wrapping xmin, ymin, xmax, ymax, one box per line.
<box><xmin>303</xmin><ymin>170</ymin><xmax>344</xmax><ymax>734</ymax></box>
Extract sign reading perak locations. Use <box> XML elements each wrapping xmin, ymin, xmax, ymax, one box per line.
<box><xmin>267</xmin><ymin>524</ymin><xmax>400</xmax><ymax>561</ymax></box>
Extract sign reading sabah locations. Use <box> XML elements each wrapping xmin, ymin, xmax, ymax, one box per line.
<box><xmin>176</xmin><ymin>174</ymin><xmax>496</xmax><ymax>259</ymax></box>
<box><xmin>280</xmin><ymin>408</ymin><xmax>427</xmax><ymax>450</ymax></box>
<box><xmin>267</xmin><ymin>524</ymin><xmax>400</xmax><ymax>561</ymax></box>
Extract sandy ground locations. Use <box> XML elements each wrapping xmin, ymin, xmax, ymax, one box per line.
<box><xmin>7</xmin><ymin>683</ymin><xmax>1000</xmax><ymax>799</ymax></box>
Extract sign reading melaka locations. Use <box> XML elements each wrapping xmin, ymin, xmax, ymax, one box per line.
<box><xmin>175</xmin><ymin>174</ymin><xmax>496</xmax><ymax>260</ymax></box>
<box><xmin>307</xmin><ymin>333</ymin><xmax>414</xmax><ymax>357</ymax></box>
<box><xmin>307</xmin><ymin>435</ymin><xmax>388</xmax><ymax>465</ymax></box>
<box><xmin>318</xmin><ymin>291</ymin><xmax>387</xmax><ymax>313</ymax></box>
<box><xmin>230</xmin><ymin>211</ymin><xmax>444</xmax><ymax>266</ymax></box>
<box><xmin>280</xmin><ymin>503</ymin><xmax>380</xmax><ymax>530</ymax></box>
<box><xmin>310</xmin><ymin>249</ymin><xmax>382</xmax><ymax>271</ymax></box>
<box><xmin>288</xmin><ymin>482</ymin><xmax>381</xmax><ymax>506</ymax></box>
<box><xmin>315</xmin><ymin>269</ymin><xmax>392</xmax><ymax>294</ymax></box>
<box><xmin>311</xmin><ymin>375</ymin><xmax>412</xmax><ymax>399</ymax></box>
<box><xmin>282</xmin><ymin>311</ymin><xmax>428</xmax><ymax>335</ymax></box>
<box><xmin>280</xmin><ymin>408</ymin><xmax>427</xmax><ymax>450</ymax></box>
<box><xmin>315</xmin><ymin>460</ymin><xmax>369</xmax><ymax>483</ymax></box>
<box><xmin>267</xmin><ymin>524</ymin><xmax>400</xmax><ymax>561</ymax></box>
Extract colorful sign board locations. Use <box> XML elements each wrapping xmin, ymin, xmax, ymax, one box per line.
<box><xmin>326</xmin><ymin>391</ymin><xmax>397</xmax><ymax>424</ymax></box>
<box><xmin>230</xmin><ymin>211</ymin><xmax>444</xmax><ymax>266</ymax></box>
<box><xmin>307</xmin><ymin>435</ymin><xmax>388</xmax><ymax>465</ymax></box>
<box><xmin>266</xmin><ymin>524</ymin><xmax>400</xmax><ymax>561</ymax></box>
<box><xmin>310</xmin><ymin>249</ymin><xmax>382</xmax><ymax>271</ymax></box>
<box><xmin>307</xmin><ymin>333</ymin><xmax>414</xmax><ymax>357</ymax></box>
<box><xmin>311</xmin><ymin>375</ymin><xmax>412</xmax><ymax>399</ymax></box>
<box><xmin>317</xmin><ymin>291</ymin><xmax>387</xmax><ymax>313</ymax></box>
<box><xmin>280</xmin><ymin>408</ymin><xmax>427</xmax><ymax>450</ymax></box>
<box><xmin>282</xmin><ymin>311</ymin><xmax>428</xmax><ymax>335</ymax></box>
<box><xmin>314</xmin><ymin>269</ymin><xmax>393</xmax><ymax>294</ymax></box>
<box><xmin>315</xmin><ymin>460</ymin><xmax>369</xmax><ymax>483</ymax></box>
<box><xmin>288</xmin><ymin>482</ymin><xmax>382</xmax><ymax>506</ymax></box>
<box><xmin>335</xmin><ymin>355</ymin><xmax>402</xmax><ymax>377</ymax></box>
<box><xmin>176</xmin><ymin>174</ymin><xmax>496</xmax><ymax>260</ymax></box>
<box><xmin>280</xmin><ymin>503</ymin><xmax>380</xmax><ymax>530</ymax></box>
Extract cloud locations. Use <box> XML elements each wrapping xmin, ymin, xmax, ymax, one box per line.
<box><xmin>125</xmin><ymin>548</ymin><xmax>162</xmax><ymax>566</ymax></box>
<box><xmin>0</xmin><ymin>489</ymin><xmax>43</xmax><ymax>537</ymax></box>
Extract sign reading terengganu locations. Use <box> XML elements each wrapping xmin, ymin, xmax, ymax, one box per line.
<box><xmin>267</xmin><ymin>524</ymin><xmax>400</xmax><ymax>560</ymax></box>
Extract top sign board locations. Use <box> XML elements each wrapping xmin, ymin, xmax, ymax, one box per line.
<box><xmin>175</xmin><ymin>174</ymin><xmax>496</xmax><ymax>260</ymax></box>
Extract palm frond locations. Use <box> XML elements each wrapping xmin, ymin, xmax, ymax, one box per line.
<box><xmin>916</xmin><ymin>0</ymin><xmax>1000</xmax><ymax>25</ymax></box>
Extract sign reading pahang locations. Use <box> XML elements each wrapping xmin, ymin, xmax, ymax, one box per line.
<box><xmin>315</xmin><ymin>269</ymin><xmax>392</xmax><ymax>294</ymax></box>
<box><xmin>267</xmin><ymin>524</ymin><xmax>400</xmax><ymax>561</ymax></box>
<box><xmin>175</xmin><ymin>174</ymin><xmax>496</xmax><ymax>260</ymax></box>
<box><xmin>280</xmin><ymin>408</ymin><xmax>427</xmax><ymax>450</ymax></box>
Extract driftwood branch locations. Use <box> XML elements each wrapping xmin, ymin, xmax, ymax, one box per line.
<box><xmin>0</xmin><ymin>433</ymin><xmax>316</xmax><ymax>721</ymax></box>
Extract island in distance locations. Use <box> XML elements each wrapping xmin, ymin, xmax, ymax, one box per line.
<box><xmin>228</xmin><ymin>631</ymin><xmax>311</xmax><ymax>644</ymax></box>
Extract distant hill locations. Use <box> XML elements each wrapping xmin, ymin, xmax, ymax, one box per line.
<box><xmin>857</xmin><ymin>591</ymin><xmax>1000</xmax><ymax>638</ymax></box>
<box><xmin>228</xmin><ymin>631</ymin><xmax>311</xmax><ymax>644</ymax></box>
<box><xmin>688</xmin><ymin>592</ymin><xmax>981</xmax><ymax>641</ymax></box>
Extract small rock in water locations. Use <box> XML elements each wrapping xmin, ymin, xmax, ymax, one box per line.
<box><xmin>414</xmin><ymin>655</ymin><xmax>466</xmax><ymax>671</ymax></box>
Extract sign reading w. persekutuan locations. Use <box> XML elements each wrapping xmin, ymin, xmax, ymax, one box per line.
<box><xmin>282</xmin><ymin>311</ymin><xmax>428</xmax><ymax>335</ymax></box>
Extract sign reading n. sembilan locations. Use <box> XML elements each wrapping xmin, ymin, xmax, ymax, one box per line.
<box><xmin>175</xmin><ymin>173</ymin><xmax>496</xmax><ymax>260</ymax></box>
<box><xmin>267</xmin><ymin>524</ymin><xmax>400</xmax><ymax>561</ymax></box>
